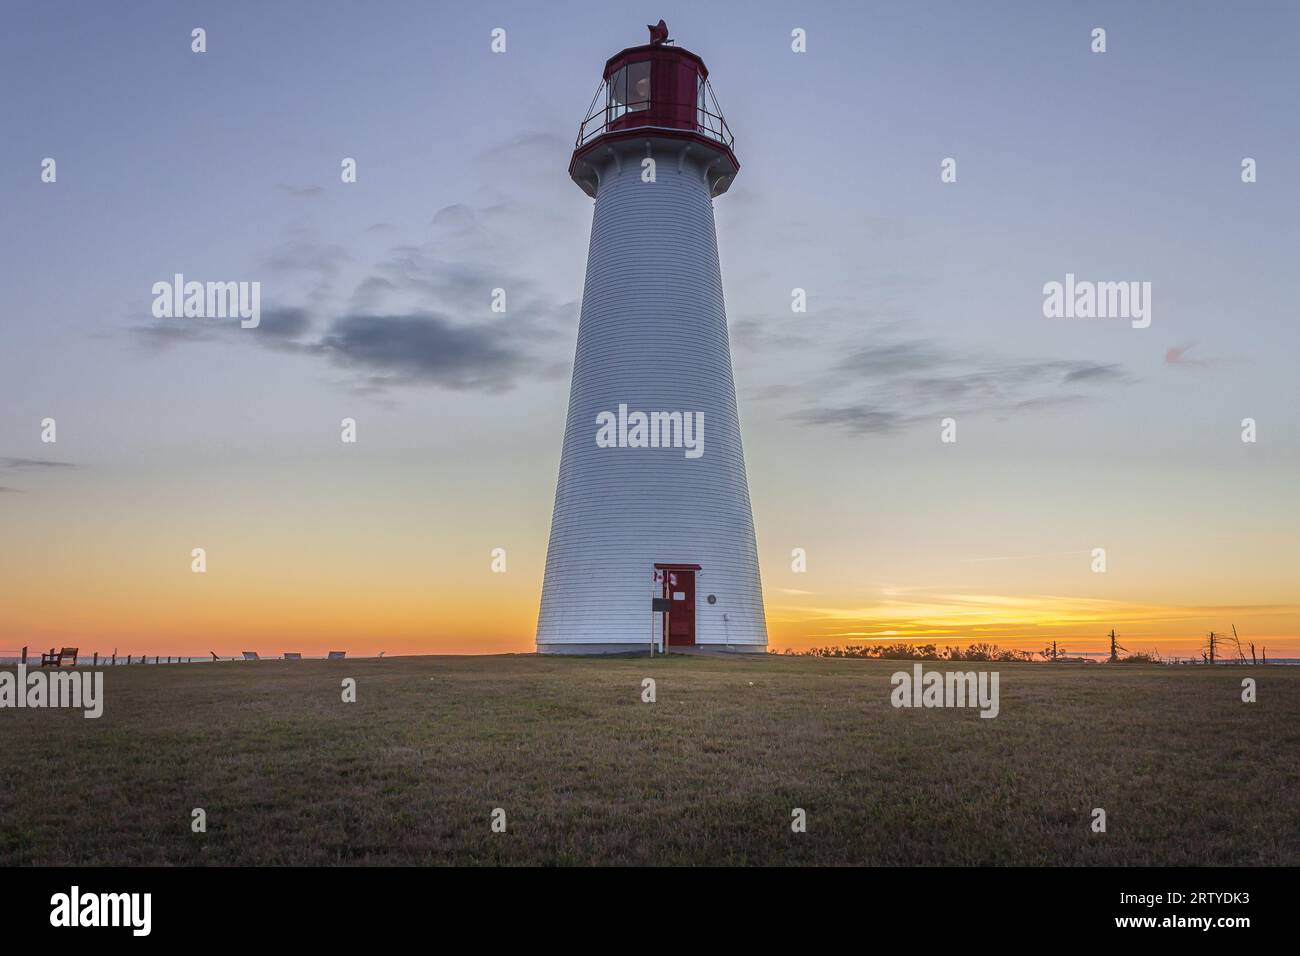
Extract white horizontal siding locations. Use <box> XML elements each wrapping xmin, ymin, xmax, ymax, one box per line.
<box><xmin>537</xmin><ymin>143</ymin><xmax>767</xmax><ymax>651</ymax></box>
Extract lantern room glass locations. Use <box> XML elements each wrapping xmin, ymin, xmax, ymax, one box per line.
<box><xmin>608</xmin><ymin>61</ymin><xmax>650</xmax><ymax>122</ymax></box>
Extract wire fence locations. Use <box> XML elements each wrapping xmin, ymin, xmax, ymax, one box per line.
<box><xmin>2</xmin><ymin>647</ymin><xmax>1294</xmax><ymax>667</ymax></box>
<box><xmin>0</xmin><ymin>648</ymin><xmax>363</xmax><ymax>666</ymax></box>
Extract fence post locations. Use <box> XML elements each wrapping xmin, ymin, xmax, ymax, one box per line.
<box><xmin>126</xmin><ymin>655</ymin><xmax>132</xmax><ymax>665</ymax></box>
<box><xmin>20</xmin><ymin>646</ymin><xmax>27</xmax><ymax>664</ymax></box>
<box><xmin>93</xmin><ymin>652</ymin><xmax>98</xmax><ymax>666</ymax></box>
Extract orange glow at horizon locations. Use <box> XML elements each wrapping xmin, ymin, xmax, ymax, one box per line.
<box><xmin>2</xmin><ymin>463</ymin><xmax>1296</xmax><ymax>661</ymax></box>
<box><xmin>5</xmin><ymin>578</ymin><xmax>1297</xmax><ymax>659</ymax></box>
<box><xmin>764</xmin><ymin>592</ymin><xmax>1300</xmax><ymax>659</ymax></box>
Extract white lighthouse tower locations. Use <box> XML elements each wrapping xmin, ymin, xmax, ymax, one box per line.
<box><xmin>537</xmin><ymin>22</ymin><xmax>767</xmax><ymax>654</ymax></box>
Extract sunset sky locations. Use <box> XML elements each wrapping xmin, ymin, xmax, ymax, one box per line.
<box><xmin>2</xmin><ymin>1</ymin><xmax>1297</xmax><ymax>659</ymax></box>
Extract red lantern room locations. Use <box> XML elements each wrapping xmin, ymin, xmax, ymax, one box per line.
<box><xmin>570</xmin><ymin>20</ymin><xmax>739</xmax><ymax>198</ymax></box>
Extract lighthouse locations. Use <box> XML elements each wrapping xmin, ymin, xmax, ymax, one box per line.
<box><xmin>537</xmin><ymin>22</ymin><xmax>767</xmax><ymax>654</ymax></box>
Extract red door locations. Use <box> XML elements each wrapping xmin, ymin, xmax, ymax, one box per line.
<box><xmin>664</xmin><ymin>568</ymin><xmax>696</xmax><ymax>646</ymax></box>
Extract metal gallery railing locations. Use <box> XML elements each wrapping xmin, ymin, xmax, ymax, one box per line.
<box><xmin>575</xmin><ymin>77</ymin><xmax>734</xmax><ymax>150</ymax></box>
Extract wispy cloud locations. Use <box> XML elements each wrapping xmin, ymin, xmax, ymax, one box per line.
<box><xmin>128</xmin><ymin>195</ymin><xmax>577</xmax><ymax>395</ymax></box>
<box><xmin>730</xmin><ymin>317</ymin><xmax>814</xmax><ymax>353</ymax></box>
<box><xmin>0</xmin><ymin>457</ymin><xmax>79</xmax><ymax>494</ymax></box>
<box><xmin>774</xmin><ymin>332</ymin><xmax>1134</xmax><ymax>434</ymax></box>
<box><xmin>273</xmin><ymin>183</ymin><xmax>325</xmax><ymax>199</ymax></box>
<box><xmin>133</xmin><ymin>308</ymin><xmax>313</xmax><ymax>349</ymax></box>
<box><xmin>122</xmin><ymin>125</ymin><xmax>586</xmax><ymax>397</ymax></box>
<box><xmin>1</xmin><ymin>457</ymin><xmax>78</xmax><ymax>469</ymax></box>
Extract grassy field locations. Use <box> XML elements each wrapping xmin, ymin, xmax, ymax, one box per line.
<box><xmin>1</xmin><ymin>654</ymin><xmax>1297</xmax><ymax>866</ymax></box>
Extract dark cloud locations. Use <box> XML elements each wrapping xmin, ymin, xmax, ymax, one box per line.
<box><xmin>790</xmin><ymin>406</ymin><xmax>907</xmax><ymax>435</ymax></box>
<box><xmin>830</xmin><ymin>345</ymin><xmax>1125</xmax><ymax>390</ymax></box>
<box><xmin>255</xmin><ymin>307</ymin><xmax>313</xmax><ymax>340</ymax></box>
<box><xmin>367</xmin><ymin>252</ymin><xmax>504</xmax><ymax>309</ymax></box>
<box><xmin>318</xmin><ymin>313</ymin><xmax>532</xmax><ymax>393</ymax></box>
<box><xmin>780</xmin><ymin>331</ymin><xmax>1135</xmax><ymax>436</ymax></box>
<box><xmin>833</xmin><ymin>341</ymin><xmax>948</xmax><ymax>376</ymax></box>
<box><xmin>129</xmin><ymin>272</ymin><xmax>569</xmax><ymax>394</ymax></box>
<box><xmin>127</xmin><ymin>178</ymin><xmax>580</xmax><ymax>397</ymax></box>
<box><xmin>132</xmin><ymin>308</ymin><xmax>312</xmax><ymax>349</ymax></box>
<box><xmin>1062</xmin><ymin>362</ymin><xmax>1125</xmax><ymax>383</ymax></box>
<box><xmin>345</xmin><ymin>238</ymin><xmax>577</xmax><ymax>339</ymax></box>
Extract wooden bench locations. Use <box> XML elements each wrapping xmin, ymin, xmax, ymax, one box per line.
<box><xmin>40</xmin><ymin>647</ymin><xmax>79</xmax><ymax>667</ymax></box>
<box><xmin>326</xmin><ymin>651</ymin><xmax>346</xmax><ymax>660</ymax></box>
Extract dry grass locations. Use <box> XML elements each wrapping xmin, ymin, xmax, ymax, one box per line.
<box><xmin>1</xmin><ymin>654</ymin><xmax>1297</xmax><ymax>865</ymax></box>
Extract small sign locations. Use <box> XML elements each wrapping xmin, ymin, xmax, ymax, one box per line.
<box><xmin>652</xmin><ymin>598</ymin><xmax>672</xmax><ymax>612</ymax></box>
<box><xmin>672</xmin><ymin>591</ymin><xmax>686</xmax><ymax>600</ymax></box>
